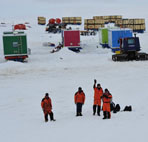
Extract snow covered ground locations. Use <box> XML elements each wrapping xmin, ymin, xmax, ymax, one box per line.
<box><xmin>0</xmin><ymin>1</ymin><xmax>148</xmax><ymax>142</ymax></box>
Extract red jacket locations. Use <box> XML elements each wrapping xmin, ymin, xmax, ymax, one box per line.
<box><xmin>102</xmin><ymin>92</ymin><xmax>112</xmax><ymax>112</ymax></box>
<box><xmin>75</xmin><ymin>91</ymin><xmax>85</xmax><ymax>104</ymax></box>
<box><xmin>94</xmin><ymin>87</ymin><xmax>103</xmax><ymax>100</ymax></box>
<box><xmin>102</xmin><ymin>92</ymin><xmax>112</xmax><ymax>103</ymax></box>
<box><xmin>94</xmin><ymin>87</ymin><xmax>103</xmax><ymax>105</ymax></box>
<box><xmin>41</xmin><ymin>96</ymin><xmax>52</xmax><ymax>114</ymax></box>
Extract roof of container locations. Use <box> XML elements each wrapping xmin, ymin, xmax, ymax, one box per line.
<box><xmin>3</xmin><ymin>31</ymin><xmax>26</xmax><ymax>37</ymax></box>
<box><xmin>108</xmin><ymin>28</ymin><xmax>132</xmax><ymax>31</ymax></box>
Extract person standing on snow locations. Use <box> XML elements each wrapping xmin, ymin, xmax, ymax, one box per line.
<box><xmin>74</xmin><ymin>87</ymin><xmax>85</xmax><ymax>116</ymax></box>
<box><xmin>93</xmin><ymin>79</ymin><xmax>103</xmax><ymax>116</ymax></box>
<box><xmin>102</xmin><ymin>89</ymin><xmax>112</xmax><ymax>119</ymax></box>
<box><xmin>41</xmin><ymin>93</ymin><xmax>56</xmax><ymax>122</ymax></box>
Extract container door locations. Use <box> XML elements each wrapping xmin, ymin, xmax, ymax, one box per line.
<box><xmin>64</xmin><ymin>31</ymin><xmax>80</xmax><ymax>47</ymax></box>
<box><xmin>20</xmin><ymin>35</ymin><xmax>27</xmax><ymax>55</ymax></box>
<box><xmin>3</xmin><ymin>36</ymin><xmax>20</xmax><ymax>56</ymax></box>
<box><xmin>102</xmin><ymin>29</ymin><xmax>108</xmax><ymax>44</ymax></box>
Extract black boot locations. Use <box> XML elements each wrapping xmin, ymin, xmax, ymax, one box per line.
<box><xmin>93</xmin><ymin>105</ymin><xmax>96</xmax><ymax>115</ymax></box>
<box><xmin>50</xmin><ymin>112</ymin><xmax>56</xmax><ymax>121</ymax></box>
<box><xmin>45</xmin><ymin>114</ymin><xmax>48</xmax><ymax>122</ymax></box>
<box><xmin>103</xmin><ymin>111</ymin><xmax>107</xmax><ymax>119</ymax></box>
<box><xmin>76</xmin><ymin>112</ymin><xmax>79</xmax><ymax>116</ymax></box>
<box><xmin>80</xmin><ymin>112</ymin><xmax>83</xmax><ymax>116</ymax></box>
<box><xmin>97</xmin><ymin>105</ymin><xmax>101</xmax><ymax>116</ymax></box>
<box><xmin>107</xmin><ymin>112</ymin><xmax>111</xmax><ymax>119</ymax></box>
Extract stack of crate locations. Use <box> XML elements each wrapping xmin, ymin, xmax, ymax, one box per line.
<box><xmin>84</xmin><ymin>19</ymin><xmax>104</xmax><ymax>30</ymax></box>
<box><xmin>84</xmin><ymin>15</ymin><xmax>122</xmax><ymax>30</ymax></box>
<box><xmin>93</xmin><ymin>15</ymin><xmax>122</xmax><ymax>24</ymax></box>
<box><xmin>104</xmin><ymin>15</ymin><xmax>122</xmax><ymax>23</ymax></box>
<box><xmin>115</xmin><ymin>19</ymin><xmax>145</xmax><ymax>33</ymax></box>
<box><xmin>62</xmin><ymin>17</ymin><xmax>82</xmax><ymax>25</ymax></box>
<box><xmin>38</xmin><ymin>17</ymin><xmax>46</xmax><ymax>25</ymax></box>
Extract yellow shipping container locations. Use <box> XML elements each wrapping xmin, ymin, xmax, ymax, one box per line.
<box><xmin>94</xmin><ymin>19</ymin><xmax>104</xmax><ymax>24</ymax></box>
<box><xmin>101</xmin><ymin>24</ymin><xmax>105</xmax><ymax>28</ymax></box>
<box><xmin>84</xmin><ymin>19</ymin><xmax>88</xmax><ymax>24</ymax></box>
<box><xmin>75</xmin><ymin>21</ymin><xmax>82</xmax><ymax>24</ymax></box>
<box><xmin>94</xmin><ymin>16</ymin><xmax>104</xmax><ymax>20</ymax></box>
<box><xmin>69</xmin><ymin>17</ymin><xmax>75</xmax><ymax>20</ymax></box>
<box><xmin>84</xmin><ymin>25</ymin><xmax>88</xmax><ymax>30</ymax></box>
<box><xmin>38</xmin><ymin>17</ymin><xmax>46</xmax><ymax>25</ymax></box>
<box><xmin>76</xmin><ymin>17</ymin><xmax>82</xmax><ymax>21</ymax></box>
<box><xmin>129</xmin><ymin>19</ymin><xmax>134</xmax><ymax>24</ymax></box>
<box><xmin>122</xmin><ymin>19</ymin><xmax>129</xmax><ymax>25</ymax></box>
<box><xmin>117</xmin><ymin>15</ymin><xmax>122</xmax><ymax>19</ymax></box>
<box><xmin>87</xmin><ymin>25</ymin><xmax>95</xmax><ymax>29</ymax></box>
<box><xmin>94</xmin><ymin>25</ymin><xmax>102</xmax><ymax>29</ymax></box>
<box><xmin>141</xmin><ymin>19</ymin><xmax>145</xmax><ymax>24</ymax></box>
<box><xmin>62</xmin><ymin>17</ymin><xmax>69</xmax><ymax>21</ymax></box>
<box><xmin>38</xmin><ymin>16</ymin><xmax>46</xmax><ymax>20</ymax></box>
<box><xmin>140</xmin><ymin>24</ymin><xmax>146</xmax><ymax>30</ymax></box>
<box><xmin>85</xmin><ymin>19</ymin><xmax>95</xmax><ymax>24</ymax></box>
<box><xmin>63</xmin><ymin>21</ymin><xmax>69</xmax><ymax>24</ymax></box>
<box><xmin>115</xmin><ymin>19</ymin><xmax>122</xmax><ymax>25</ymax></box>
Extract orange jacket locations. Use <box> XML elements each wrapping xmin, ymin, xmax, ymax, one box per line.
<box><xmin>41</xmin><ymin>96</ymin><xmax>52</xmax><ymax>114</ymax></box>
<box><xmin>94</xmin><ymin>87</ymin><xmax>103</xmax><ymax>99</ymax></box>
<box><xmin>75</xmin><ymin>91</ymin><xmax>85</xmax><ymax>104</ymax></box>
<box><xmin>102</xmin><ymin>93</ymin><xmax>112</xmax><ymax>112</ymax></box>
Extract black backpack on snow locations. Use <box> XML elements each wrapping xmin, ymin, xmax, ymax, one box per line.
<box><xmin>110</xmin><ymin>102</ymin><xmax>116</xmax><ymax>111</ymax></box>
<box><xmin>123</xmin><ymin>106</ymin><xmax>132</xmax><ymax>111</ymax></box>
<box><xmin>113</xmin><ymin>104</ymin><xmax>121</xmax><ymax>113</ymax></box>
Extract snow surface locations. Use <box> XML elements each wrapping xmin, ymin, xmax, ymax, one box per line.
<box><xmin>0</xmin><ymin>1</ymin><xmax>148</xmax><ymax>142</ymax></box>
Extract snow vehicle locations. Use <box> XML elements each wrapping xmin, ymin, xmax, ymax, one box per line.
<box><xmin>112</xmin><ymin>35</ymin><xmax>148</xmax><ymax>61</ymax></box>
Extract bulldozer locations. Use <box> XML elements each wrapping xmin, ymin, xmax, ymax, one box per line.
<box><xmin>112</xmin><ymin>35</ymin><xmax>148</xmax><ymax>61</ymax></box>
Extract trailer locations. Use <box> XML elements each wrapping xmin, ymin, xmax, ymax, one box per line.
<box><xmin>108</xmin><ymin>28</ymin><xmax>133</xmax><ymax>52</ymax></box>
<box><xmin>3</xmin><ymin>31</ymin><xmax>28</xmax><ymax>62</ymax></box>
<box><xmin>62</xmin><ymin>30</ymin><xmax>81</xmax><ymax>52</ymax></box>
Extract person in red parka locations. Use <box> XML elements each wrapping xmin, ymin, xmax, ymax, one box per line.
<box><xmin>74</xmin><ymin>87</ymin><xmax>85</xmax><ymax>116</ymax></box>
<box><xmin>93</xmin><ymin>79</ymin><xmax>103</xmax><ymax>116</ymax></box>
<box><xmin>102</xmin><ymin>89</ymin><xmax>112</xmax><ymax>119</ymax></box>
<box><xmin>41</xmin><ymin>93</ymin><xmax>56</xmax><ymax>122</ymax></box>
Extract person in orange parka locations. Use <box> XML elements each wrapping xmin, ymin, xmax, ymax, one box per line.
<box><xmin>41</xmin><ymin>93</ymin><xmax>56</xmax><ymax>122</ymax></box>
<box><xmin>74</xmin><ymin>87</ymin><xmax>85</xmax><ymax>116</ymax></box>
<box><xmin>93</xmin><ymin>79</ymin><xmax>103</xmax><ymax>116</ymax></box>
<box><xmin>102</xmin><ymin>89</ymin><xmax>112</xmax><ymax>119</ymax></box>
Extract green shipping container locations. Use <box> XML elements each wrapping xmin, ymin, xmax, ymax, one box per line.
<box><xmin>99</xmin><ymin>28</ymin><xmax>108</xmax><ymax>45</ymax></box>
<box><xmin>3</xmin><ymin>31</ymin><xmax>28</xmax><ymax>58</ymax></box>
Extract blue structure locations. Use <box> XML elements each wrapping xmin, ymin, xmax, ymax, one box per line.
<box><xmin>108</xmin><ymin>28</ymin><xmax>133</xmax><ymax>52</ymax></box>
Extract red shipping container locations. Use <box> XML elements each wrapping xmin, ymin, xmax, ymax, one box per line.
<box><xmin>63</xmin><ymin>30</ymin><xmax>80</xmax><ymax>47</ymax></box>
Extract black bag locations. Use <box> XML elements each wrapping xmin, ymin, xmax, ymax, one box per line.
<box><xmin>110</xmin><ymin>102</ymin><xmax>115</xmax><ymax>112</ymax></box>
<box><xmin>123</xmin><ymin>106</ymin><xmax>132</xmax><ymax>111</ymax></box>
<box><xmin>113</xmin><ymin>104</ymin><xmax>121</xmax><ymax>113</ymax></box>
<box><xmin>115</xmin><ymin>104</ymin><xmax>120</xmax><ymax>112</ymax></box>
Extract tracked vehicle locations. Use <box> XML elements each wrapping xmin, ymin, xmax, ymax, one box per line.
<box><xmin>112</xmin><ymin>35</ymin><xmax>148</xmax><ymax>61</ymax></box>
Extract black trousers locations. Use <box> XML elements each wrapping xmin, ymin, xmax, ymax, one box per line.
<box><xmin>103</xmin><ymin>111</ymin><xmax>110</xmax><ymax>119</ymax></box>
<box><xmin>44</xmin><ymin>111</ymin><xmax>54</xmax><ymax>122</ymax></box>
<box><xmin>76</xmin><ymin>103</ymin><xmax>83</xmax><ymax>115</ymax></box>
<box><xmin>93</xmin><ymin>105</ymin><xmax>101</xmax><ymax>115</ymax></box>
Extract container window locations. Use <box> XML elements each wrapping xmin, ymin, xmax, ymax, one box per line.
<box><xmin>128</xmin><ymin>39</ymin><xmax>135</xmax><ymax>45</ymax></box>
<box><xmin>12</xmin><ymin>42</ymin><xmax>19</xmax><ymax>48</ymax></box>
